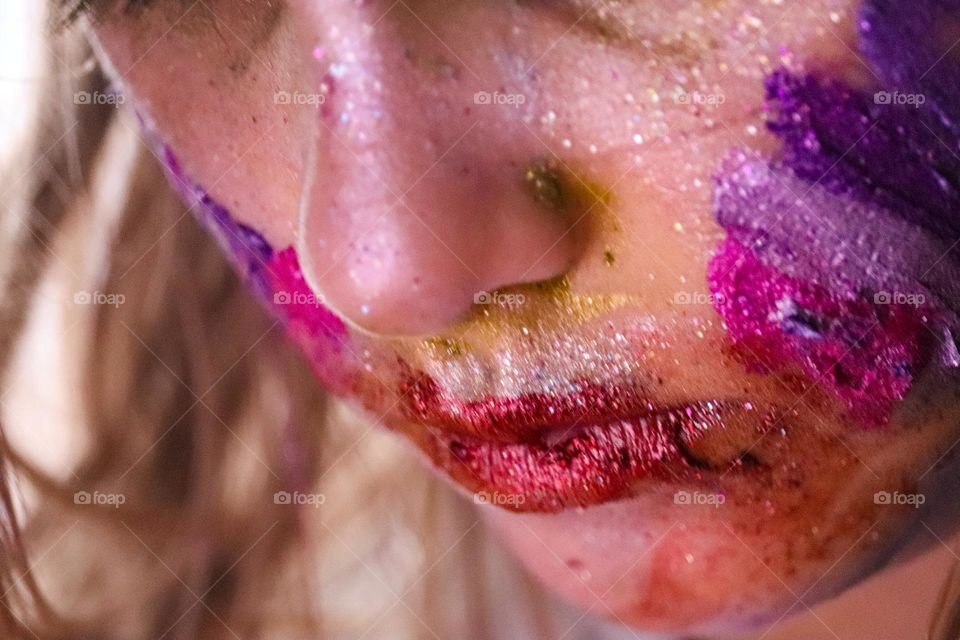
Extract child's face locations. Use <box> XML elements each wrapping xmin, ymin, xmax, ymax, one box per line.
<box><xmin>91</xmin><ymin>0</ymin><xmax>960</xmax><ymax>634</ymax></box>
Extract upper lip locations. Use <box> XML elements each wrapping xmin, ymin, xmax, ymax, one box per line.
<box><xmin>400</xmin><ymin>361</ymin><xmax>663</xmax><ymax>443</ymax></box>
<box><xmin>397</xmin><ymin>362</ymin><xmax>768</xmax><ymax>511</ymax></box>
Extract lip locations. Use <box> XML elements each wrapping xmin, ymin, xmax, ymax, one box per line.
<box><xmin>400</xmin><ymin>366</ymin><xmax>772</xmax><ymax>512</ymax></box>
<box><xmin>156</xmin><ymin>141</ymin><xmax>782</xmax><ymax>515</ymax></box>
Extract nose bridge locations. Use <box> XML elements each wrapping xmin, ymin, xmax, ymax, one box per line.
<box><xmin>293</xmin><ymin>2</ymin><xmax>582</xmax><ymax>337</ymax></box>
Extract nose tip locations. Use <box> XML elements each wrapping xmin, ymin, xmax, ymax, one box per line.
<box><xmin>297</xmin><ymin>134</ymin><xmax>581</xmax><ymax>337</ymax></box>
<box><xmin>292</xmin><ymin>8</ymin><xmax>583</xmax><ymax>337</ymax></box>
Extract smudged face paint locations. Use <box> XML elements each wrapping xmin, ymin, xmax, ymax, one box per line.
<box><xmin>157</xmin><ymin>142</ymin><xmax>774</xmax><ymax>513</ymax></box>
<box><xmin>709</xmin><ymin>0</ymin><xmax>960</xmax><ymax>428</ymax></box>
<box><xmin>92</xmin><ymin>0</ymin><xmax>960</xmax><ymax>634</ymax></box>
<box><xmin>158</xmin><ymin>146</ymin><xmax>356</xmax><ymax>394</ymax></box>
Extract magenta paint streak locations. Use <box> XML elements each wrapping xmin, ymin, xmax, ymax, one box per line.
<box><xmin>710</xmin><ymin>240</ymin><xmax>936</xmax><ymax>426</ymax></box>
<box><xmin>266</xmin><ymin>247</ymin><xmax>346</xmax><ymax>345</ymax></box>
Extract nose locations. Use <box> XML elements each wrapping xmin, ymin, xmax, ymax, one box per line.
<box><xmin>292</xmin><ymin>2</ymin><xmax>583</xmax><ymax>337</ymax></box>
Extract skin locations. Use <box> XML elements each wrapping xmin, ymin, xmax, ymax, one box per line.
<box><xmin>90</xmin><ymin>0</ymin><xmax>960</xmax><ymax>635</ymax></box>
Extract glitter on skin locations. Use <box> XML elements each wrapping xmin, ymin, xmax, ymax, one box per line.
<box><xmin>406</xmin><ymin>275</ymin><xmax>640</xmax><ymax>360</ymax></box>
<box><xmin>95</xmin><ymin>1</ymin><xmax>960</xmax><ymax>628</ymax></box>
<box><xmin>521</xmin><ymin>158</ymin><xmax>616</xmax><ymax>222</ymax></box>
<box><xmin>709</xmin><ymin>240</ymin><xmax>935</xmax><ymax>426</ymax></box>
<box><xmin>158</xmin><ymin>145</ymin><xmax>763</xmax><ymax>511</ymax></box>
<box><xmin>708</xmin><ymin>0</ymin><xmax>960</xmax><ymax>428</ymax></box>
<box><xmin>158</xmin><ymin>144</ymin><xmax>647</xmax><ymax>413</ymax></box>
<box><xmin>154</xmin><ymin>140</ymin><xmax>662</xmax><ymax>412</ymax></box>
<box><xmin>401</xmin><ymin>363</ymin><xmax>765</xmax><ymax>512</ymax></box>
<box><xmin>158</xmin><ymin>146</ymin><xmax>352</xmax><ymax>390</ymax></box>
<box><xmin>524</xmin><ymin>159</ymin><xmax>567</xmax><ymax>212</ymax></box>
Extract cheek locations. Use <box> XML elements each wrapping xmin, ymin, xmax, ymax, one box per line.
<box><xmin>703</xmin><ymin>0</ymin><xmax>960</xmax><ymax>431</ymax></box>
<box><xmin>94</xmin><ymin>5</ymin><xmax>315</xmax><ymax>247</ymax></box>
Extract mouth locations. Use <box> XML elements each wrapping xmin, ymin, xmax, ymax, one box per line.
<box><xmin>400</xmin><ymin>366</ymin><xmax>775</xmax><ymax>512</ymax></box>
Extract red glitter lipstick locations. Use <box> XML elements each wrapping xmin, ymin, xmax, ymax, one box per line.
<box><xmin>401</xmin><ymin>366</ymin><xmax>767</xmax><ymax>512</ymax></box>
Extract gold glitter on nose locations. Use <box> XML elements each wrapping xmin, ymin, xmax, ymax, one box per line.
<box><xmin>523</xmin><ymin>159</ymin><xmax>614</xmax><ymax>217</ymax></box>
<box><xmin>524</xmin><ymin>160</ymin><xmax>567</xmax><ymax>211</ymax></box>
<box><xmin>422</xmin><ymin>336</ymin><xmax>468</xmax><ymax>357</ymax></box>
<box><xmin>410</xmin><ymin>275</ymin><xmax>640</xmax><ymax>361</ymax></box>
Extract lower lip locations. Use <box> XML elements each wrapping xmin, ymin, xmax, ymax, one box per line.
<box><xmin>401</xmin><ymin>370</ymin><xmax>769</xmax><ymax>512</ymax></box>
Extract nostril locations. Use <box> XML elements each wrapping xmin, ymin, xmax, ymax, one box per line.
<box><xmin>522</xmin><ymin>158</ymin><xmax>614</xmax><ymax>220</ymax></box>
<box><xmin>296</xmin><ymin>151</ymin><xmax>601</xmax><ymax>337</ymax></box>
<box><xmin>524</xmin><ymin>160</ymin><xmax>568</xmax><ymax>212</ymax></box>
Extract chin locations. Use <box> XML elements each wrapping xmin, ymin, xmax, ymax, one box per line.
<box><xmin>430</xmin><ymin>373</ymin><xmax>960</xmax><ymax>635</ymax></box>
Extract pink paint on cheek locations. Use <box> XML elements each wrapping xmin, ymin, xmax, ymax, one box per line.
<box><xmin>265</xmin><ymin>248</ymin><xmax>369</xmax><ymax>396</ymax></box>
<box><xmin>266</xmin><ymin>247</ymin><xmax>347</xmax><ymax>342</ymax></box>
<box><xmin>156</xmin><ymin>145</ymin><xmax>354</xmax><ymax>389</ymax></box>
<box><xmin>709</xmin><ymin>239</ymin><xmax>936</xmax><ymax>427</ymax></box>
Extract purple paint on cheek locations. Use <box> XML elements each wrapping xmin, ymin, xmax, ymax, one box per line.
<box><xmin>708</xmin><ymin>0</ymin><xmax>960</xmax><ymax>427</ymax></box>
